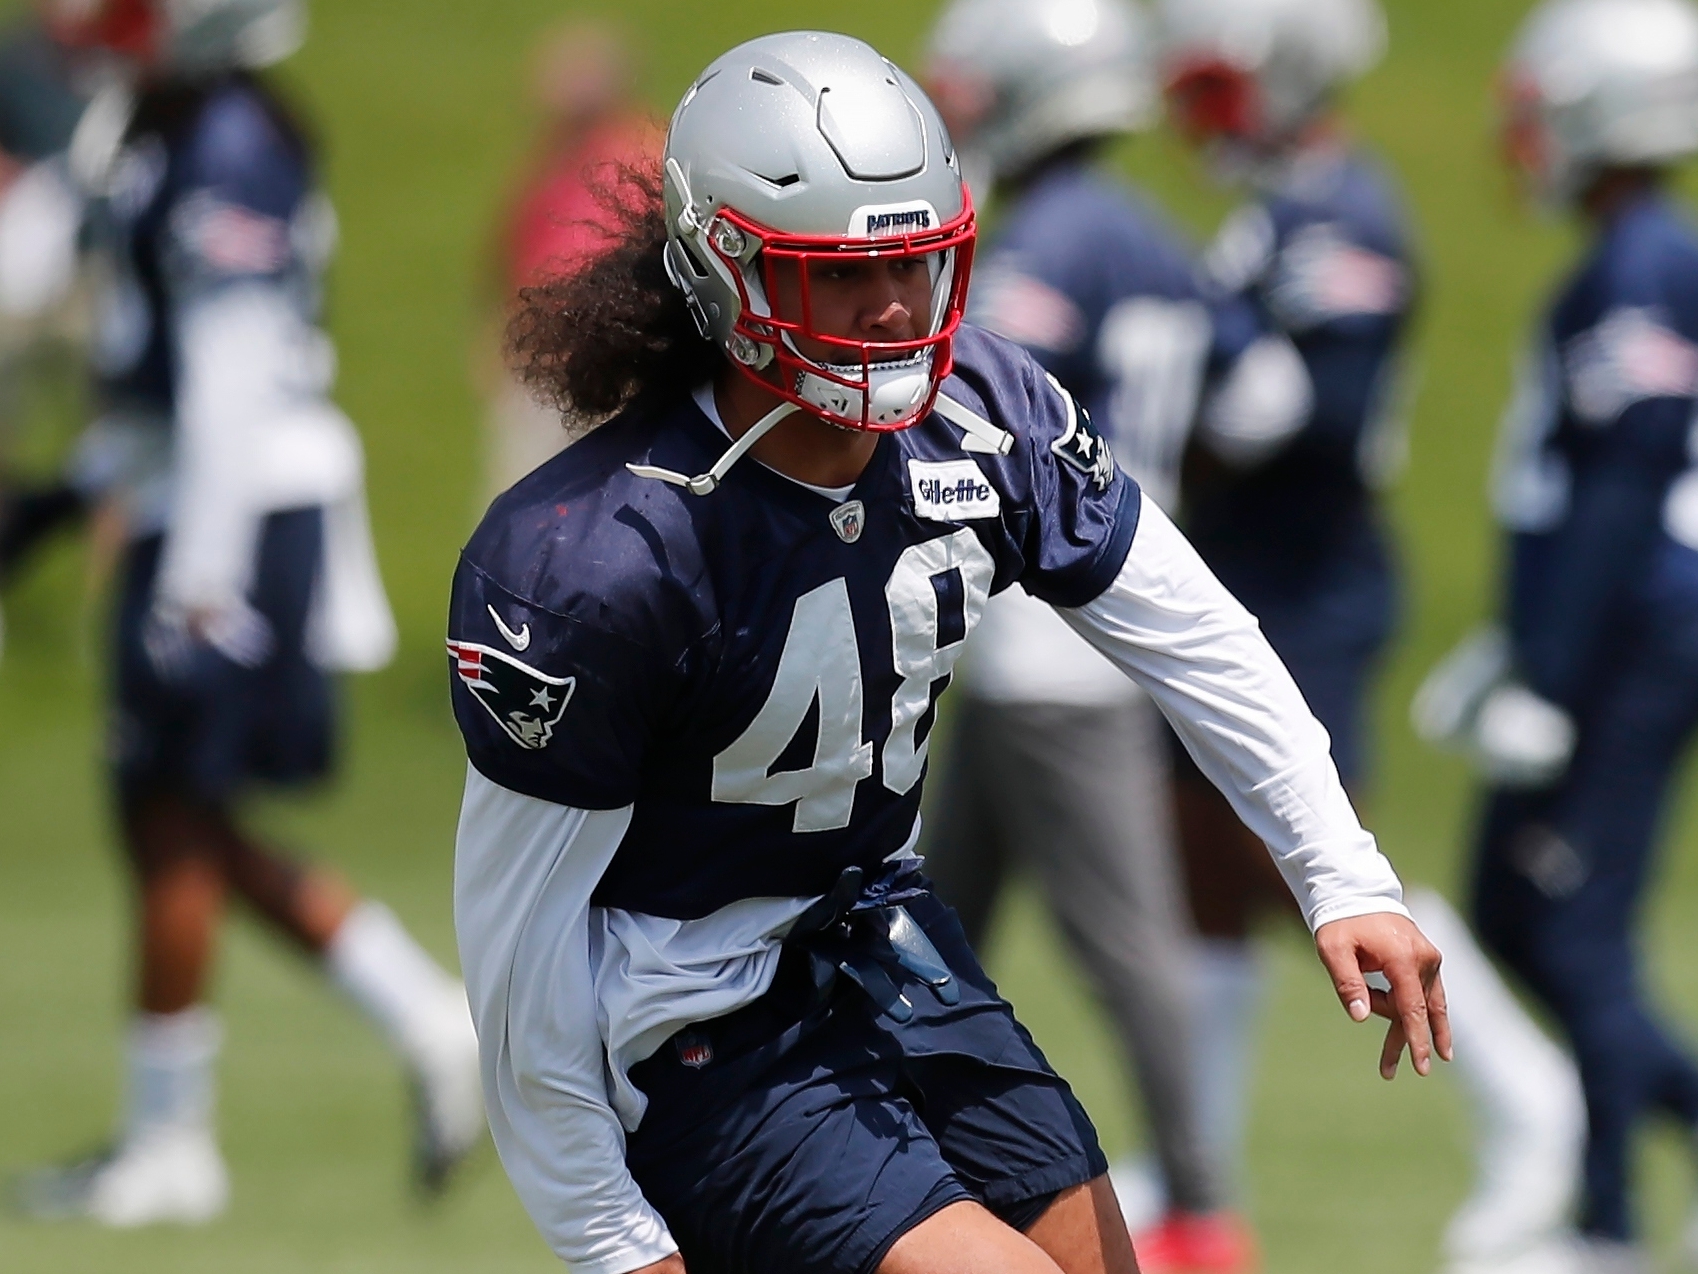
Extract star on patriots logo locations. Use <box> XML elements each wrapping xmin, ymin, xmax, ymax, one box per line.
<box><xmin>1046</xmin><ymin>373</ymin><xmax>1116</xmax><ymax>494</ymax></box>
<box><xmin>447</xmin><ymin>639</ymin><xmax>576</xmax><ymax>750</ymax></box>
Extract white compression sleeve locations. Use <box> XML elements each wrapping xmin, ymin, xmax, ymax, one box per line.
<box><xmin>1059</xmin><ymin>501</ymin><xmax>1408</xmax><ymax>931</ymax></box>
<box><xmin>155</xmin><ymin>284</ymin><xmax>292</xmax><ymax>613</ymax></box>
<box><xmin>454</xmin><ymin>767</ymin><xmax>678</xmax><ymax>1274</ymax></box>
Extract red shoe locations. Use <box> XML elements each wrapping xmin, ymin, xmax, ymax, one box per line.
<box><xmin>1131</xmin><ymin>1211</ymin><xmax>1259</xmax><ymax>1274</ymax></box>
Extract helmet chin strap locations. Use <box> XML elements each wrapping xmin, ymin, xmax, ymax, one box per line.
<box><xmin>627</xmin><ymin>400</ymin><xmax>800</xmax><ymax>496</ymax></box>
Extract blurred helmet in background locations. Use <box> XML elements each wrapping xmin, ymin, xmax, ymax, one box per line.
<box><xmin>45</xmin><ymin>0</ymin><xmax>304</xmax><ymax>74</ymax></box>
<box><xmin>1501</xmin><ymin>0</ymin><xmax>1698</xmax><ymax>206</ymax></box>
<box><xmin>924</xmin><ymin>0</ymin><xmax>1158</xmax><ymax>190</ymax></box>
<box><xmin>661</xmin><ymin>31</ymin><xmax>975</xmax><ymax>432</ymax></box>
<box><xmin>1155</xmin><ymin>0</ymin><xmax>1385</xmax><ymax>149</ymax></box>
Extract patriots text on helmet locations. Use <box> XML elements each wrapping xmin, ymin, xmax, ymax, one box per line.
<box><xmin>866</xmin><ymin>209</ymin><xmax>932</xmax><ymax>235</ymax></box>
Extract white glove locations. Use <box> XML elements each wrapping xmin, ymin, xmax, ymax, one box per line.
<box><xmin>1471</xmin><ymin>682</ymin><xmax>1575</xmax><ymax>789</ymax></box>
<box><xmin>1411</xmin><ymin>625</ymin><xmax>1510</xmax><ymax>746</ymax></box>
<box><xmin>144</xmin><ymin>601</ymin><xmax>275</xmax><ymax>679</ymax></box>
<box><xmin>1196</xmin><ymin>334</ymin><xmax>1314</xmax><ymax>468</ymax></box>
<box><xmin>1412</xmin><ymin>625</ymin><xmax>1575</xmax><ymax>789</ymax></box>
<box><xmin>0</xmin><ymin>159</ymin><xmax>82</xmax><ymax>319</ymax></box>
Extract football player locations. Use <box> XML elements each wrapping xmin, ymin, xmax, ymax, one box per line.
<box><xmin>452</xmin><ymin>31</ymin><xmax>1447</xmax><ymax>1274</ymax></box>
<box><xmin>919</xmin><ymin>0</ymin><xmax>1311</xmax><ymax>1268</ymax></box>
<box><xmin>1152</xmin><ymin>0</ymin><xmax>1415</xmax><ymax>1214</ymax></box>
<box><xmin>16</xmin><ymin>0</ymin><xmax>482</xmax><ymax>1226</ymax></box>
<box><xmin>1421</xmin><ymin>0</ymin><xmax>1698</xmax><ymax>1265</ymax></box>
<box><xmin>0</xmin><ymin>3</ymin><xmax>95</xmax><ymax>611</ymax></box>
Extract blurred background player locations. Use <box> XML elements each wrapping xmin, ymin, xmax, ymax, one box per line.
<box><xmin>1150</xmin><ymin>0</ymin><xmax>1413</xmax><ymax>1210</ymax></box>
<box><xmin>0</xmin><ymin>3</ymin><xmax>96</xmax><ymax>634</ymax></box>
<box><xmin>476</xmin><ymin>18</ymin><xmax>659</xmax><ymax>501</ymax></box>
<box><xmin>1417</xmin><ymin>0</ymin><xmax>1698</xmax><ymax>1266</ymax></box>
<box><xmin>15</xmin><ymin>0</ymin><xmax>482</xmax><ymax>1226</ymax></box>
<box><xmin>1158</xmin><ymin>2</ymin><xmax>1588</xmax><ymax>1270</ymax></box>
<box><xmin>922</xmin><ymin>0</ymin><xmax>1313</xmax><ymax>1268</ymax></box>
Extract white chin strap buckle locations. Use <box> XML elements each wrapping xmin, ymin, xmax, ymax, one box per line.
<box><xmin>626</xmin><ymin>401</ymin><xmax>798</xmax><ymax>496</ymax></box>
<box><xmin>797</xmin><ymin>353</ymin><xmax>933</xmax><ymax>428</ymax></box>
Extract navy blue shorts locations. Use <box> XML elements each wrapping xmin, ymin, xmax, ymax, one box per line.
<box><xmin>113</xmin><ymin>506</ymin><xmax>335</xmax><ymax>803</ymax></box>
<box><xmin>625</xmin><ymin>889</ymin><xmax>1107</xmax><ymax>1274</ymax></box>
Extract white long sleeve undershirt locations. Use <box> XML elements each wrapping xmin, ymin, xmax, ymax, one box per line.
<box><xmin>453</xmin><ymin>498</ymin><xmax>1406</xmax><ymax>1273</ymax></box>
<box><xmin>1060</xmin><ymin>499</ymin><xmax>1406</xmax><ymax>932</ymax></box>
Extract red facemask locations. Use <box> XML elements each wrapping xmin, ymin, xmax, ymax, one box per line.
<box><xmin>46</xmin><ymin>0</ymin><xmax>161</xmax><ymax>61</ymax></box>
<box><xmin>703</xmin><ymin>192</ymin><xmax>977</xmax><ymax>433</ymax></box>
<box><xmin>1164</xmin><ymin>58</ymin><xmax>1263</xmax><ymax>144</ymax></box>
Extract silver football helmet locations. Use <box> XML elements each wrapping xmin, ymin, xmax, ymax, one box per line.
<box><xmin>47</xmin><ymin>0</ymin><xmax>304</xmax><ymax>73</ymax></box>
<box><xmin>1155</xmin><ymin>0</ymin><xmax>1385</xmax><ymax>147</ymax></box>
<box><xmin>924</xmin><ymin>0</ymin><xmax>1158</xmax><ymax>187</ymax></box>
<box><xmin>661</xmin><ymin>31</ymin><xmax>974</xmax><ymax>434</ymax></box>
<box><xmin>1502</xmin><ymin>0</ymin><xmax>1698</xmax><ymax>205</ymax></box>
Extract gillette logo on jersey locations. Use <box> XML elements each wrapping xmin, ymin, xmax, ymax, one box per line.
<box><xmin>909</xmin><ymin>459</ymin><xmax>1002</xmax><ymax>520</ymax></box>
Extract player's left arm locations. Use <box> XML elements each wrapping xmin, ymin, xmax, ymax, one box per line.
<box><xmin>1055</xmin><ymin>500</ymin><xmax>1449</xmax><ymax>1079</ymax></box>
<box><xmin>152</xmin><ymin>97</ymin><xmax>315</xmax><ymax>665</ymax></box>
<box><xmin>994</xmin><ymin>354</ymin><xmax>1446</xmax><ymax>1078</ymax></box>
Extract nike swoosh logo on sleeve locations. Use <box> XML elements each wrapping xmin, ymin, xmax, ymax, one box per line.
<box><xmin>488</xmin><ymin>604</ymin><xmax>532</xmax><ymax>652</ymax></box>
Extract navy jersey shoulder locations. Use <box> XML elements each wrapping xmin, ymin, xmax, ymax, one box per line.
<box><xmin>972</xmin><ymin>162</ymin><xmax>1261</xmax><ymax>496</ymax></box>
<box><xmin>1551</xmin><ymin>196</ymin><xmax>1698</xmax><ymax>343</ymax></box>
<box><xmin>94</xmin><ymin>77</ymin><xmax>314</xmax><ymax>411</ymax></box>
<box><xmin>449</xmin><ymin>334</ymin><xmax>1138</xmax><ymax>918</ymax></box>
<box><xmin>996</xmin><ymin>165</ymin><xmax>1199</xmax><ymax>304</ymax></box>
<box><xmin>1262</xmin><ymin>150</ymin><xmax>1412</xmax><ymax>267</ymax></box>
<box><xmin>1205</xmin><ymin>148</ymin><xmax>1415</xmax><ymax>339</ymax></box>
<box><xmin>971</xmin><ymin>164</ymin><xmax>1206</xmax><ymax>392</ymax></box>
<box><xmin>177</xmin><ymin>83</ymin><xmax>309</xmax><ymax>220</ymax></box>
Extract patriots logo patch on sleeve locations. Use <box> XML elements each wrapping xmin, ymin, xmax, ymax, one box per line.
<box><xmin>1046</xmin><ymin>373</ymin><xmax>1116</xmax><ymax>493</ymax></box>
<box><xmin>447</xmin><ymin>640</ymin><xmax>576</xmax><ymax>750</ymax></box>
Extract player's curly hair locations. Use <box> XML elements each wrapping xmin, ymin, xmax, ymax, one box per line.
<box><xmin>507</xmin><ymin>162</ymin><xmax>721</xmax><ymax>423</ymax></box>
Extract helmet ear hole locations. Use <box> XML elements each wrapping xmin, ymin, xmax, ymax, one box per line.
<box><xmin>678</xmin><ymin>240</ymin><xmax>713</xmax><ymax>282</ymax></box>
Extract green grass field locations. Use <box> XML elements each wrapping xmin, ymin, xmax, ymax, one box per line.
<box><xmin>4</xmin><ymin>0</ymin><xmax>1698</xmax><ymax>1269</ymax></box>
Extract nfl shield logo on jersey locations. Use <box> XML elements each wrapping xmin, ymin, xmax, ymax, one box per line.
<box><xmin>447</xmin><ymin>640</ymin><xmax>576</xmax><ymax>750</ymax></box>
<box><xmin>829</xmin><ymin>500</ymin><xmax>866</xmax><ymax>544</ymax></box>
<box><xmin>675</xmin><ymin>1032</ymin><xmax>714</xmax><ymax>1068</ymax></box>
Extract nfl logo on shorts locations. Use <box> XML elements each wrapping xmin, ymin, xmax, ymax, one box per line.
<box><xmin>676</xmin><ymin>1032</ymin><xmax>714</xmax><ymax>1069</ymax></box>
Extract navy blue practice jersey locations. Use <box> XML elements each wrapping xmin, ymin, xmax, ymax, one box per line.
<box><xmin>90</xmin><ymin>73</ymin><xmax>325</xmax><ymax>416</ymax></box>
<box><xmin>1184</xmin><ymin>149</ymin><xmax>1414</xmax><ymax>631</ymax></box>
<box><xmin>448</xmin><ymin>327</ymin><xmax>1140</xmax><ymax>919</ymax></box>
<box><xmin>968</xmin><ymin>161</ymin><xmax>1262</xmax><ymax>498</ymax></box>
<box><xmin>1494</xmin><ymin>192</ymin><xmax>1698</xmax><ymax>710</ymax></box>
